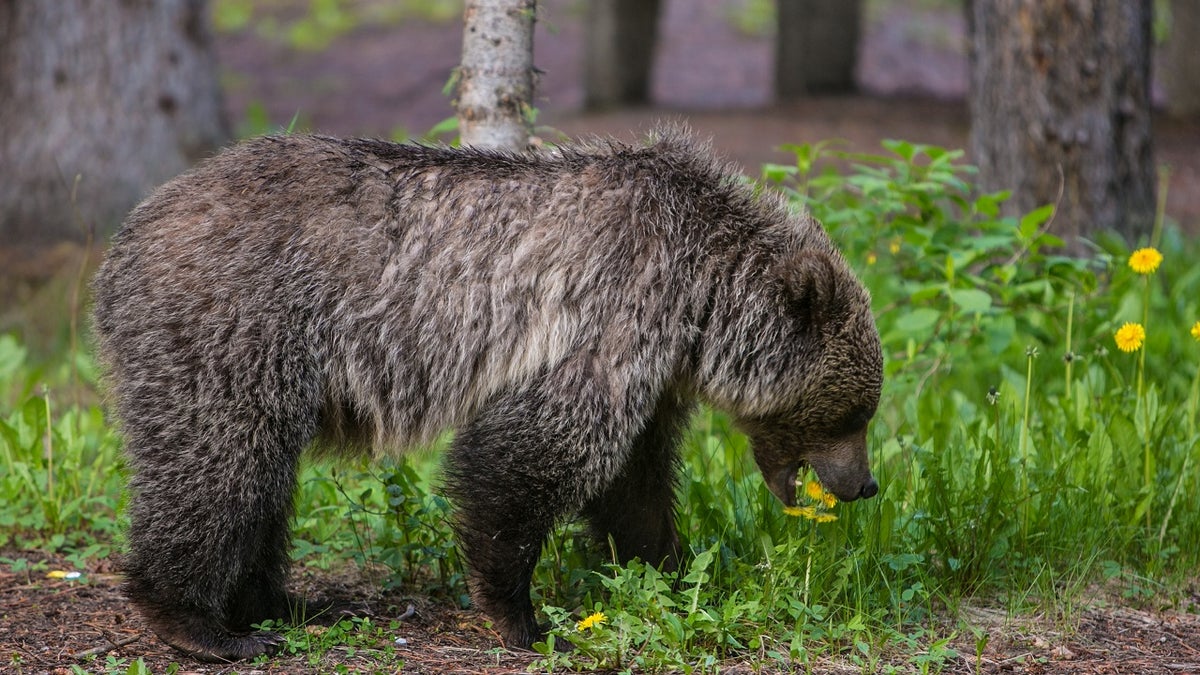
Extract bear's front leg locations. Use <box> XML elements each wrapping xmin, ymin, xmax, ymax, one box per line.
<box><xmin>583</xmin><ymin>391</ymin><xmax>691</xmax><ymax>571</ymax></box>
<box><xmin>450</xmin><ymin>494</ymin><xmax>551</xmax><ymax>649</ymax></box>
<box><xmin>444</xmin><ymin>379</ymin><xmax>631</xmax><ymax>650</ymax></box>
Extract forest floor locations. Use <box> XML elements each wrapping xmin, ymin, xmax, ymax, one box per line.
<box><xmin>5</xmin><ymin>1</ymin><xmax>1200</xmax><ymax>673</ymax></box>
<box><xmin>6</xmin><ymin>549</ymin><xmax>1200</xmax><ymax>674</ymax></box>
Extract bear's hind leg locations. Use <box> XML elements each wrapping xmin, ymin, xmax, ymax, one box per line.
<box><xmin>122</xmin><ymin>405</ymin><xmax>312</xmax><ymax>662</ymax></box>
<box><xmin>124</xmin><ymin>478</ymin><xmax>298</xmax><ymax>662</ymax></box>
<box><xmin>224</xmin><ymin>499</ymin><xmax>298</xmax><ymax>629</ymax></box>
<box><xmin>224</xmin><ymin>489</ymin><xmax>372</xmax><ymax>631</ymax></box>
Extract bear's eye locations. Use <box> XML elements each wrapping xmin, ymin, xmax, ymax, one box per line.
<box><xmin>833</xmin><ymin>406</ymin><xmax>874</xmax><ymax>436</ymax></box>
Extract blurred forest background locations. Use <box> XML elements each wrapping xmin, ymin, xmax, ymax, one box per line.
<box><xmin>2</xmin><ymin>1</ymin><xmax>1198</xmax><ymax>340</ymax></box>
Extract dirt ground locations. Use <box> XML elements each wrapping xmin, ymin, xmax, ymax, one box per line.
<box><xmin>4</xmin><ymin>550</ymin><xmax>1200</xmax><ymax>674</ymax></box>
<box><xmin>5</xmin><ymin>1</ymin><xmax>1200</xmax><ymax>673</ymax></box>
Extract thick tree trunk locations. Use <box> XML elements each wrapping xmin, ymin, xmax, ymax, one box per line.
<box><xmin>775</xmin><ymin>0</ymin><xmax>861</xmax><ymax>99</ymax></box>
<box><xmin>584</xmin><ymin>0</ymin><xmax>662</xmax><ymax>110</ymax></box>
<box><xmin>457</xmin><ymin>0</ymin><xmax>536</xmax><ymax>151</ymax></box>
<box><xmin>1164</xmin><ymin>0</ymin><xmax>1200</xmax><ymax>118</ymax></box>
<box><xmin>0</xmin><ymin>0</ymin><xmax>228</xmax><ymax>245</ymax></box>
<box><xmin>967</xmin><ymin>0</ymin><xmax>1155</xmax><ymax>247</ymax></box>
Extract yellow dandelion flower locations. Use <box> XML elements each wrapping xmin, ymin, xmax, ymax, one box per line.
<box><xmin>888</xmin><ymin>238</ymin><xmax>902</xmax><ymax>255</ymax></box>
<box><xmin>1114</xmin><ymin>322</ymin><xmax>1146</xmax><ymax>352</ymax></box>
<box><xmin>783</xmin><ymin>505</ymin><xmax>817</xmax><ymax>518</ymax></box>
<box><xmin>1128</xmin><ymin>247</ymin><xmax>1162</xmax><ymax>275</ymax></box>
<box><xmin>803</xmin><ymin>480</ymin><xmax>838</xmax><ymax>509</ymax></box>
<box><xmin>1191</xmin><ymin>321</ymin><xmax>1200</xmax><ymax>342</ymax></box>
<box><xmin>576</xmin><ymin>611</ymin><xmax>606</xmax><ymax>631</ymax></box>
<box><xmin>866</xmin><ymin>251</ymin><xmax>878</xmax><ymax>266</ymax></box>
<box><xmin>783</xmin><ymin>504</ymin><xmax>836</xmax><ymax>522</ymax></box>
<box><xmin>804</xmin><ymin>481</ymin><xmax>824</xmax><ymax>502</ymax></box>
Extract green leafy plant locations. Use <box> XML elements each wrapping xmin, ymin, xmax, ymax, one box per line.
<box><xmin>250</xmin><ymin>617</ymin><xmax>403</xmax><ymax>667</ymax></box>
<box><xmin>0</xmin><ymin>335</ymin><xmax>123</xmax><ymax>553</ymax></box>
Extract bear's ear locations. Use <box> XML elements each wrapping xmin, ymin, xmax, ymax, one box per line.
<box><xmin>775</xmin><ymin>250</ymin><xmax>847</xmax><ymax>330</ymax></box>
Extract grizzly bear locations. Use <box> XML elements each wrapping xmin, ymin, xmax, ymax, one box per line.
<box><xmin>91</xmin><ymin>127</ymin><xmax>882</xmax><ymax>662</ymax></box>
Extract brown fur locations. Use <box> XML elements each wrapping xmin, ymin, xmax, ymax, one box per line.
<box><xmin>91</xmin><ymin>127</ymin><xmax>882</xmax><ymax>661</ymax></box>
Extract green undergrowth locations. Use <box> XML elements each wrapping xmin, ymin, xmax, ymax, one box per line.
<box><xmin>212</xmin><ymin>0</ymin><xmax>464</xmax><ymax>51</ymax></box>
<box><xmin>0</xmin><ymin>337</ymin><xmax>122</xmax><ymax>561</ymax></box>
<box><xmin>3</xmin><ymin>140</ymin><xmax>1199</xmax><ymax>673</ymax></box>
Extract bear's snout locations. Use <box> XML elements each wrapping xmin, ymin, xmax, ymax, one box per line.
<box><xmin>820</xmin><ymin>471</ymin><xmax>879</xmax><ymax>503</ymax></box>
<box><xmin>858</xmin><ymin>477</ymin><xmax>879</xmax><ymax>500</ymax></box>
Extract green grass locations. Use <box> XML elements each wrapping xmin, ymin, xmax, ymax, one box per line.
<box><xmin>2</xmin><ymin>140</ymin><xmax>1198</xmax><ymax>673</ymax></box>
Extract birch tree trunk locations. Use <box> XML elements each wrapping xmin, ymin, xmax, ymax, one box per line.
<box><xmin>457</xmin><ymin>0</ymin><xmax>536</xmax><ymax>151</ymax></box>
<box><xmin>0</xmin><ymin>0</ymin><xmax>228</xmax><ymax>244</ymax></box>
<box><xmin>967</xmin><ymin>0</ymin><xmax>1155</xmax><ymax>248</ymax></box>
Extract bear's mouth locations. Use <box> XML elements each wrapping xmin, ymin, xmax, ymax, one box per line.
<box><xmin>764</xmin><ymin>462</ymin><xmax>805</xmax><ymax>507</ymax></box>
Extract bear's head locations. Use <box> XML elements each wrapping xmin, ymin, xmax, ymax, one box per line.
<box><xmin>727</xmin><ymin>248</ymin><xmax>884</xmax><ymax>504</ymax></box>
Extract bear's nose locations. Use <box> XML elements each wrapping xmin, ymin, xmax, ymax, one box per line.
<box><xmin>859</xmin><ymin>478</ymin><xmax>879</xmax><ymax>500</ymax></box>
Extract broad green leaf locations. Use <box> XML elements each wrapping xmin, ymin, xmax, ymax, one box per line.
<box><xmin>894</xmin><ymin>308</ymin><xmax>940</xmax><ymax>334</ymax></box>
<box><xmin>1019</xmin><ymin>204</ymin><xmax>1056</xmax><ymax>238</ymax></box>
<box><xmin>949</xmin><ymin>288</ymin><xmax>993</xmax><ymax>314</ymax></box>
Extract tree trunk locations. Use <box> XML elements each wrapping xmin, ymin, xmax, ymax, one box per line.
<box><xmin>457</xmin><ymin>0</ymin><xmax>536</xmax><ymax>151</ymax></box>
<box><xmin>584</xmin><ymin>0</ymin><xmax>662</xmax><ymax>110</ymax></box>
<box><xmin>775</xmin><ymin>0</ymin><xmax>861</xmax><ymax>99</ymax></box>
<box><xmin>0</xmin><ymin>0</ymin><xmax>228</xmax><ymax>245</ymax></box>
<box><xmin>1164</xmin><ymin>0</ymin><xmax>1200</xmax><ymax>118</ymax></box>
<box><xmin>967</xmin><ymin>0</ymin><xmax>1155</xmax><ymax>247</ymax></box>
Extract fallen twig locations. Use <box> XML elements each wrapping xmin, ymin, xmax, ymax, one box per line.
<box><xmin>75</xmin><ymin>633</ymin><xmax>140</xmax><ymax>660</ymax></box>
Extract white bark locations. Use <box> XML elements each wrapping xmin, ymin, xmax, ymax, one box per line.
<box><xmin>456</xmin><ymin>0</ymin><xmax>536</xmax><ymax>151</ymax></box>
